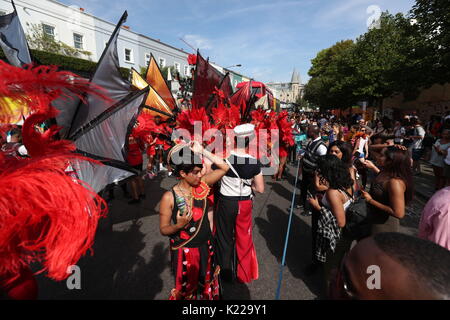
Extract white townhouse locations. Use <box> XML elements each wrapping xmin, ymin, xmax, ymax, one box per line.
<box><xmin>0</xmin><ymin>0</ymin><xmax>193</xmax><ymax>77</ymax></box>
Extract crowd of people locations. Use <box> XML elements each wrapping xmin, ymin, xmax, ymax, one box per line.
<box><xmin>285</xmin><ymin>110</ymin><xmax>450</xmax><ymax>298</ymax></box>
<box><xmin>2</xmin><ymin>108</ymin><xmax>449</xmax><ymax>300</ymax></box>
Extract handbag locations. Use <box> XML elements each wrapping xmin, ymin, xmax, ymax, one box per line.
<box><xmin>341</xmin><ymin>187</ymin><xmax>371</xmax><ymax>241</ymax></box>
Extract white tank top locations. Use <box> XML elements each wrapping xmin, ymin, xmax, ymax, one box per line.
<box><xmin>322</xmin><ymin>190</ymin><xmax>353</xmax><ymax>211</ymax></box>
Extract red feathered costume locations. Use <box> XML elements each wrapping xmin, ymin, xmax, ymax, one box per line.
<box><xmin>0</xmin><ymin>61</ymin><xmax>108</xmax><ymax>300</ymax></box>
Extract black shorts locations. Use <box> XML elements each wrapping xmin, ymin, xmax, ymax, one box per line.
<box><xmin>412</xmin><ymin>149</ymin><xmax>425</xmax><ymax>161</ymax></box>
<box><xmin>444</xmin><ymin>163</ymin><xmax>450</xmax><ymax>179</ymax></box>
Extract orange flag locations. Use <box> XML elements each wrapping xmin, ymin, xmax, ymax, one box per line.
<box><xmin>131</xmin><ymin>68</ymin><xmax>173</xmax><ymax>119</ymax></box>
<box><xmin>145</xmin><ymin>55</ymin><xmax>177</xmax><ymax>111</ymax></box>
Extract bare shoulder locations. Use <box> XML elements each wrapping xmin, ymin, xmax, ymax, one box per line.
<box><xmin>388</xmin><ymin>178</ymin><xmax>406</xmax><ymax>191</ymax></box>
<box><xmin>161</xmin><ymin>190</ymin><xmax>174</xmax><ymax>208</ymax></box>
<box><xmin>327</xmin><ymin>189</ymin><xmax>346</xmax><ymax>202</ymax></box>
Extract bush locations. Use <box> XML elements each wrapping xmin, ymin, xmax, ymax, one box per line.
<box><xmin>0</xmin><ymin>49</ymin><xmax>130</xmax><ymax>79</ymax></box>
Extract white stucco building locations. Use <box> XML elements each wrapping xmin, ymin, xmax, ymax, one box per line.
<box><xmin>0</xmin><ymin>0</ymin><xmax>193</xmax><ymax>77</ymax></box>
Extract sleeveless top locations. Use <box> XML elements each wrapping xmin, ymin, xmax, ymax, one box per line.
<box><xmin>170</xmin><ymin>183</ymin><xmax>212</xmax><ymax>249</ymax></box>
<box><xmin>321</xmin><ymin>190</ymin><xmax>353</xmax><ymax>212</ymax></box>
<box><xmin>368</xmin><ymin>177</ymin><xmax>400</xmax><ymax>234</ymax></box>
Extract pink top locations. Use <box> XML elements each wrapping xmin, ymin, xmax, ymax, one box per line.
<box><xmin>419</xmin><ymin>187</ymin><xmax>450</xmax><ymax>250</ymax></box>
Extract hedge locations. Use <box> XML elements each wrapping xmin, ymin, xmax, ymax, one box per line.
<box><xmin>0</xmin><ymin>49</ymin><xmax>131</xmax><ymax>79</ymax></box>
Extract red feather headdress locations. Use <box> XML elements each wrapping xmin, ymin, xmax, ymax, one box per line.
<box><xmin>0</xmin><ymin>61</ymin><xmax>109</xmax><ymax>281</ymax></box>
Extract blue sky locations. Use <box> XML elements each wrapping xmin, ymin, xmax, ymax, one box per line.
<box><xmin>58</xmin><ymin>0</ymin><xmax>415</xmax><ymax>84</ymax></box>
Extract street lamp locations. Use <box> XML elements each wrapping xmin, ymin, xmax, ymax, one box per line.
<box><xmin>225</xmin><ymin>64</ymin><xmax>242</xmax><ymax>68</ymax></box>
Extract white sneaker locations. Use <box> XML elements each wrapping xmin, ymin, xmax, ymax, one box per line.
<box><xmin>168</xmin><ymin>171</ymin><xmax>173</xmax><ymax>177</ymax></box>
<box><xmin>159</xmin><ymin>164</ymin><xmax>168</xmax><ymax>171</ymax></box>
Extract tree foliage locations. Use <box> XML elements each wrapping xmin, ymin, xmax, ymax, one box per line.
<box><xmin>411</xmin><ymin>0</ymin><xmax>450</xmax><ymax>84</ymax></box>
<box><xmin>304</xmin><ymin>1</ymin><xmax>449</xmax><ymax>110</ymax></box>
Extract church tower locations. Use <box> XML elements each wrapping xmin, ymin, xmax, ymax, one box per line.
<box><xmin>291</xmin><ymin>68</ymin><xmax>301</xmax><ymax>102</ymax></box>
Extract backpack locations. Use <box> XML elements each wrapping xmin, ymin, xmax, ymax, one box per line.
<box><xmin>301</xmin><ymin>139</ymin><xmax>325</xmax><ymax>173</ymax></box>
<box><xmin>341</xmin><ymin>188</ymin><xmax>371</xmax><ymax>241</ymax></box>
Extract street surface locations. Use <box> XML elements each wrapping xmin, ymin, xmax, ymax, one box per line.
<box><xmin>36</xmin><ymin>162</ymin><xmax>429</xmax><ymax>300</ymax></box>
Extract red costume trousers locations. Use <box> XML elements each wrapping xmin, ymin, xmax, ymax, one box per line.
<box><xmin>214</xmin><ymin>197</ymin><xmax>259</xmax><ymax>283</ymax></box>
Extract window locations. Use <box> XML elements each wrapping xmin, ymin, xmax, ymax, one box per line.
<box><xmin>145</xmin><ymin>53</ymin><xmax>151</xmax><ymax>66</ymax></box>
<box><xmin>184</xmin><ymin>65</ymin><xmax>189</xmax><ymax>76</ymax></box>
<box><xmin>124</xmin><ymin>48</ymin><xmax>133</xmax><ymax>63</ymax></box>
<box><xmin>158</xmin><ymin>57</ymin><xmax>166</xmax><ymax>68</ymax></box>
<box><xmin>73</xmin><ymin>33</ymin><xmax>83</xmax><ymax>49</ymax></box>
<box><xmin>42</xmin><ymin>24</ymin><xmax>55</xmax><ymax>39</ymax></box>
<box><xmin>174</xmin><ymin>62</ymin><xmax>181</xmax><ymax>73</ymax></box>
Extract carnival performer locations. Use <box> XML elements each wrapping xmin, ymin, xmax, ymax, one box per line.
<box><xmin>214</xmin><ymin>123</ymin><xmax>265</xmax><ymax>285</ymax></box>
<box><xmin>159</xmin><ymin>141</ymin><xmax>229</xmax><ymax>300</ymax></box>
<box><xmin>273</xmin><ymin>112</ymin><xmax>295</xmax><ymax>180</ymax></box>
<box><xmin>126</xmin><ymin>131</ymin><xmax>146</xmax><ymax>204</ymax></box>
<box><xmin>154</xmin><ymin>115</ymin><xmax>171</xmax><ymax>172</ymax></box>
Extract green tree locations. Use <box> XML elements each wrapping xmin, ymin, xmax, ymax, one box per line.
<box><xmin>304</xmin><ymin>40</ymin><xmax>357</xmax><ymax>110</ymax></box>
<box><xmin>350</xmin><ymin>12</ymin><xmax>425</xmax><ymax>105</ymax></box>
<box><xmin>304</xmin><ymin>11</ymin><xmax>431</xmax><ymax>111</ymax></box>
<box><xmin>410</xmin><ymin>0</ymin><xmax>450</xmax><ymax>85</ymax></box>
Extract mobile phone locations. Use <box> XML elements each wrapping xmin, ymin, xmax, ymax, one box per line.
<box><xmin>307</xmin><ymin>191</ymin><xmax>313</xmax><ymax>199</ymax></box>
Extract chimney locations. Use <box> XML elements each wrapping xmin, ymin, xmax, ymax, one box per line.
<box><xmin>123</xmin><ymin>25</ymin><xmax>130</xmax><ymax>30</ymax></box>
<box><xmin>79</xmin><ymin>7</ymin><xmax>85</xmax><ymax>12</ymax></box>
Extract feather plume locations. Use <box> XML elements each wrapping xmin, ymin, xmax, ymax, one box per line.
<box><xmin>0</xmin><ymin>153</ymin><xmax>107</xmax><ymax>280</ymax></box>
<box><xmin>0</xmin><ymin>61</ymin><xmax>110</xmax><ymax>124</ymax></box>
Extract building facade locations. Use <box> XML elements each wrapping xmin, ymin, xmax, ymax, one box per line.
<box><xmin>266</xmin><ymin>69</ymin><xmax>304</xmax><ymax>104</ymax></box>
<box><xmin>0</xmin><ymin>0</ymin><xmax>193</xmax><ymax>78</ymax></box>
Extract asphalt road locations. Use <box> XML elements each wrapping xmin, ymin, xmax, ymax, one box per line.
<box><xmin>35</xmin><ymin>164</ymin><xmax>426</xmax><ymax>300</ymax></box>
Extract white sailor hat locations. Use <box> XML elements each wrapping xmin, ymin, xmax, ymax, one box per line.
<box><xmin>233</xmin><ymin>123</ymin><xmax>255</xmax><ymax>138</ymax></box>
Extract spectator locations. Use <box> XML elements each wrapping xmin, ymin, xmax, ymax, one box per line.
<box><xmin>393</xmin><ymin>120</ymin><xmax>406</xmax><ymax>145</ymax></box>
<box><xmin>353</xmin><ymin>129</ymin><xmax>369</xmax><ymax>189</ymax></box>
<box><xmin>373</xmin><ymin>120</ymin><xmax>386</xmax><ymax>136</ymax></box>
<box><xmin>445</xmin><ymin>145</ymin><xmax>450</xmax><ymax>186</ymax></box>
<box><xmin>297</xmin><ymin>124</ymin><xmax>327</xmax><ymax>275</ymax></box>
<box><xmin>419</xmin><ymin>186</ymin><xmax>450</xmax><ymax>251</ymax></box>
<box><xmin>298</xmin><ymin>125</ymin><xmax>328</xmax><ymax>215</ymax></box>
<box><xmin>409</xmin><ymin>118</ymin><xmax>426</xmax><ymax>174</ymax></box>
<box><xmin>429</xmin><ymin>129</ymin><xmax>450</xmax><ymax>191</ymax></box>
<box><xmin>361</xmin><ymin>146</ymin><xmax>413</xmax><ymax>235</ymax></box>
<box><xmin>329</xmin><ymin>233</ymin><xmax>450</xmax><ymax>299</ymax></box>
<box><xmin>358</xmin><ymin>119</ymin><xmax>373</xmax><ymax>136</ymax></box>
<box><xmin>308</xmin><ymin>155</ymin><xmax>355</xmax><ymax>290</ymax></box>
<box><xmin>327</xmin><ymin>141</ymin><xmax>357</xmax><ymax>188</ymax></box>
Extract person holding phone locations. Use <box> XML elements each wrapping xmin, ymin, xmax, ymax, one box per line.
<box><xmin>159</xmin><ymin>141</ymin><xmax>229</xmax><ymax>300</ymax></box>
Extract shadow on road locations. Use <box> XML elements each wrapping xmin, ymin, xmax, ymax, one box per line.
<box><xmin>267</xmin><ymin>181</ymin><xmax>298</xmax><ymax>204</ymax></box>
<box><xmin>255</xmin><ymin>204</ymin><xmax>323</xmax><ymax>298</ymax></box>
<box><xmin>221</xmin><ymin>281</ymin><xmax>251</xmax><ymax>300</ymax></box>
<box><xmin>36</xmin><ymin>221</ymin><xmax>169</xmax><ymax>299</ymax></box>
<box><xmin>106</xmin><ymin>176</ymin><xmax>170</xmax><ymax>225</ymax></box>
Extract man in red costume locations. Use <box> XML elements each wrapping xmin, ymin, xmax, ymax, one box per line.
<box><xmin>214</xmin><ymin>124</ymin><xmax>265</xmax><ymax>286</ymax></box>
